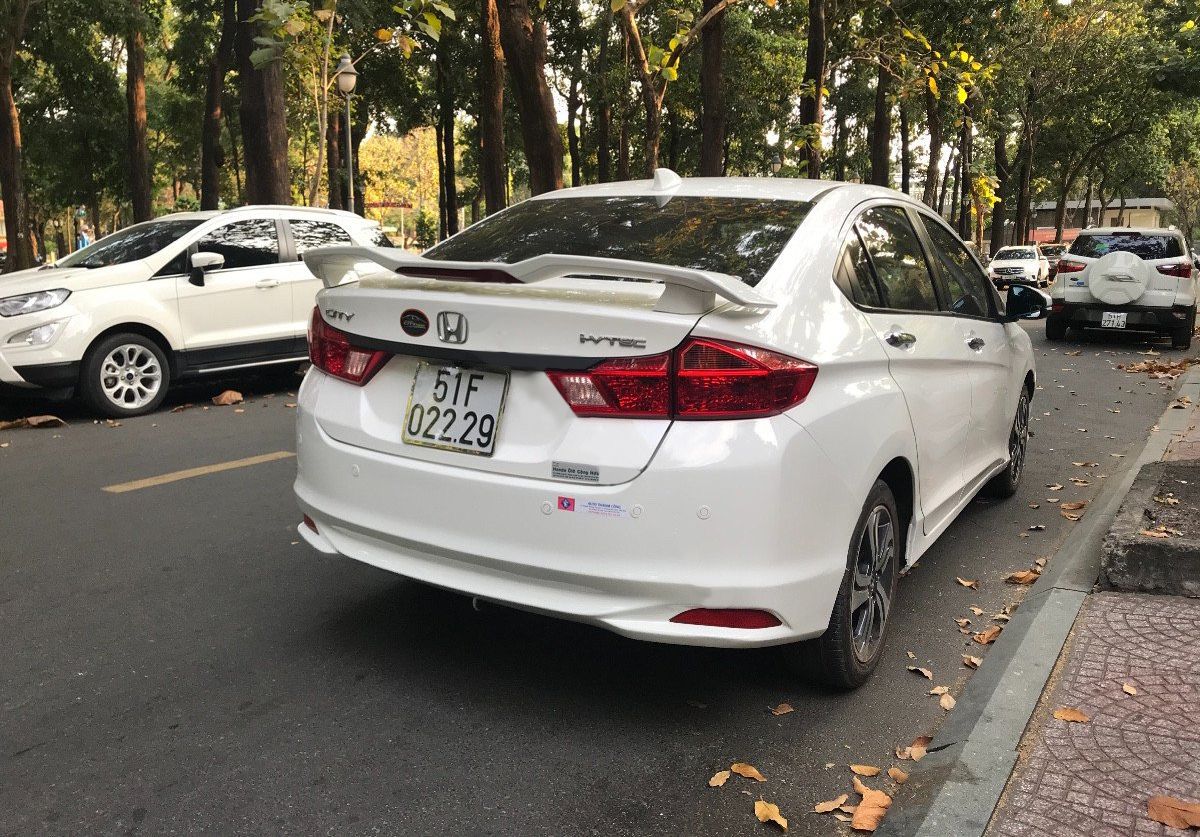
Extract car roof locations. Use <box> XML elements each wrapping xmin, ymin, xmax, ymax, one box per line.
<box><xmin>152</xmin><ymin>205</ymin><xmax>377</xmax><ymax>225</ymax></box>
<box><xmin>530</xmin><ymin>170</ymin><xmax>919</xmax><ymax>207</ymax></box>
<box><xmin>1076</xmin><ymin>227</ymin><xmax>1182</xmax><ymax>237</ymax></box>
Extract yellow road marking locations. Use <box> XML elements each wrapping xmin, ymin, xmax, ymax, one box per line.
<box><xmin>103</xmin><ymin>450</ymin><xmax>296</xmax><ymax>494</ymax></box>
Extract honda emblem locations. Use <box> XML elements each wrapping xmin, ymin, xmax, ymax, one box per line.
<box><xmin>436</xmin><ymin>311</ymin><xmax>469</xmax><ymax>344</ymax></box>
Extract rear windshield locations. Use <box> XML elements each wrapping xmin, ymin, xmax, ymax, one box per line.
<box><xmin>1041</xmin><ymin>245</ymin><xmax>1067</xmax><ymax>257</ymax></box>
<box><xmin>1069</xmin><ymin>233</ymin><xmax>1184</xmax><ymax>260</ymax></box>
<box><xmin>424</xmin><ymin>196</ymin><xmax>813</xmax><ymax>287</ymax></box>
<box><xmin>995</xmin><ymin>247</ymin><xmax>1036</xmax><ymax>260</ymax></box>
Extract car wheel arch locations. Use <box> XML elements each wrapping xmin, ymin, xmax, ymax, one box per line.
<box><xmin>878</xmin><ymin>456</ymin><xmax>915</xmax><ymax>561</ymax></box>
<box><xmin>84</xmin><ymin>323</ymin><xmax>179</xmax><ymax>378</ymax></box>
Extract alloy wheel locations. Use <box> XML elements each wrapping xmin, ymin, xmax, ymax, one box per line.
<box><xmin>99</xmin><ymin>343</ymin><xmax>163</xmax><ymax>410</ymax></box>
<box><xmin>1009</xmin><ymin>394</ymin><xmax>1030</xmax><ymax>484</ymax></box>
<box><xmin>850</xmin><ymin>505</ymin><xmax>895</xmax><ymax>663</ymax></box>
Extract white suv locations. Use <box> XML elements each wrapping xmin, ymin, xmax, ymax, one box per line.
<box><xmin>1046</xmin><ymin>228</ymin><xmax>1197</xmax><ymax>348</ymax></box>
<box><xmin>0</xmin><ymin>205</ymin><xmax>387</xmax><ymax>416</ymax></box>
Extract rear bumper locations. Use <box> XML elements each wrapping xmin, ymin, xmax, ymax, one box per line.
<box><xmin>293</xmin><ymin>378</ymin><xmax>853</xmax><ymax>649</ymax></box>
<box><xmin>1049</xmin><ymin>301</ymin><xmax>1193</xmax><ymax>333</ymax></box>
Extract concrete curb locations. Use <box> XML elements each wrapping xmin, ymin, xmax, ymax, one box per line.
<box><xmin>877</xmin><ymin>364</ymin><xmax>1200</xmax><ymax>837</ymax></box>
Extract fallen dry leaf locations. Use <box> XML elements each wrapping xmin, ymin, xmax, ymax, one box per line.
<box><xmin>840</xmin><ymin>804</ymin><xmax>857</xmax><ymax>813</ymax></box>
<box><xmin>1060</xmin><ymin>501</ymin><xmax>1087</xmax><ymax>511</ymax></box>
<box><xmin>1028</xmin><ymin>524</ymin><xmax>1046</xmax><ymax>531</ymax></box>
<box><xmin>955</xmin><ymin>617</ymin><xmax>971</xmax><ymax>628</ymax></box>
<box><xmin>1065</xmin><ymin>350</ymin><xmax>1082</xmax><ymax>356</ymax></box>
<box><xmin>285</xmin><ymin>402</ymin><xmax>298</xmax><ymax>408</ymax></box>
<box><xmin>1140</xmin><ymin>529</ymin><xmax>1173</xmax><ymax>539</ymax></box>
<box><xmin>770</xmin><ymin>703</ymin><xmax>794</xmax><ymax>716</ymax></box>
<box><xmin>833</xmin><ymin>813</ymin><xmax>852</xmax><ymax>823</ymax></box>
<box><xmin>1062</xmin><ymin>512</ymin><xmax>1083</xmax><ymax>521</ymax></box>
<box><xmin>939</xmin><ymin>693</ymin><xmax>956</xmax><ymax>711</ymax></box>
<box><xmin>1005</xmin><ymin>569</ymin><xmax>1041</xmax><ymax>585</ymax></box>
<box><xmin>955</xmin><ymin>577</ymin><xmax>979</xmax><ymax>589</ymax></box>
<box><xmin>1153</xmin><ymin>495</ymin><xmax>1180</xmax><ymax>506</ymax></box>
<box><xmin>212</xmin><ymin>389</ymin><xmax>244</xmax><ymax>406</ymax></box>
<box><xmin>1046</xmin><ymin>483</ymin><xmax>1064</xmax><ymax>491</ymax></box>
<box><xmin>1052</xmin><ymin>707</ymin><xmax>1090</xmax><ymax>723</ymax></box>
<box><xmin>896</xmin><ymin>735</ymin><xmax>932</xmax><ymax>761</ymax></box>
<box><xmin>754</xmin><ymin>799</ymin><xmax>788</xmax><ymax>831</ymax></box>
<box><xmin>731</xmin><ymin>762</ymin><xmax>766</xmax><ymax>782</ymax></box>
<box><xmin>851</xmin><ymin>775</ymin><xmax>893</xmax><ymax>832</ymax></box>
<box><xmin>0</xmin><ymin>414</ymin><xmax>66</xmax><ymax>430</ymax></box>
<box><xmin>814</xmin><ymin>794</ymin><xmax>849</xmax><ymax>814</ymax></box>
<box><xmin>1069</xmin><ymin>477</ymin><xmax>1091</xmax><ymax>485</ymax></box>
<box><xmin>1147</xmin><ymin>795</ymin><xmax>1200</xmax><ymax>829</ymax></box>
<box><xmin>709</xmin><ymin>770</ymin><xmax>731</xmax><ymax>787</ymax></box>
<box><xmin>969</xmin><ymin>606</ymin><xmax>984</xmax><ymax>616</ymax></box>
<box><xmin>973</xmin><ymin>625</ymin><xmax>1002</xmax><ymax>645</ymax></box>
<box><xmin>170</xmin><ymin>403</ymin><xmax>194</xmax><ymax>413</ymax></box>
<box><xmin>887</xmin><ymin>767</ymin><xmax>909</xmax><ymax>784</ymax></box>
<box><xmin>1122</xmin><ymin>682</ymin><xmax>1138</xmax><ymax>696</ymax></box>
<box><xmin>963</xmin><ymin>655</ymin><xmax>982</xmax><ymax>669</ymax></box>
<box><xmin>850</xmin><ymin>764</ymin><xmax>881</xmax><ymax>777</ymax></box>
<box><xmin>1072</xmin><ymin>461</ymin><xmax>1099</xmax><ymax>467</ymax></box>
<box><xmin>929</xmin><ymin>685</ymin><xmax>949</xmax><ymax>696</ymax></box>
<box><xmin>907</xmin><ymin>666</ymin><xmax>932</xmax><ymax>680</ymax></box>
<box><xmin>1028</xmin><ymin>502</ymin><xmax>1040</xmax><ymax>509</ymax></box>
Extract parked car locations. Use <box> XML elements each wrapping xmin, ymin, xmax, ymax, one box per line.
<box><xmin>988</xmin><ymin>245</ymin><xmax>1050</xmax><ymax>288</ymax></box>
<box><xmin>0</xmin><ymin>205</ymin><xmax>389</xmax><ymax>416</ymax></box>
<box><xmin>293</xmin><ymin>172</ymin><xmax>1044</xmax><ymax>690</ymax></box>
<box><xmin>1046</xmin><ymin>227</ymin><xmax>1196</xmax><ymax>348</ymax></box>
<box><xmin>1040</xmin><ymin>242</ymin><xmax>1068</xmax><ymax>277</ymax></box>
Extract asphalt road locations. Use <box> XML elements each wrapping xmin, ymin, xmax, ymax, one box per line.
<box><xmin>0</xmin><ymin>323</ymin><xmax>1184</xmax><ymax>836</ymax></box>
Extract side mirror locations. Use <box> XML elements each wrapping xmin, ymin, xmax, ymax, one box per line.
<box><xmin>189</xmin><ymin>251</ymin><xmax>224</xmax><ymax>286</ymax></box>
<box><xmin>1002</xmin><ymin>283</ymin><xmax>1048</xmax><ymax>322</ymax></box>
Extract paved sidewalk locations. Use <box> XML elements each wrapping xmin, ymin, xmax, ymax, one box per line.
<box><xmin>986</xmin><ymin>591</ymin><xmax>1200</xmax><ymax>836</ymax></box>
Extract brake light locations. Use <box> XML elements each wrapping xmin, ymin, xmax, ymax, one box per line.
<box><xmin>308</xmin><ymin>307</ymin><xmax>389</xmax><ymax>385</ymax></box>
<box><xmin>1056</xmin><ymin>260</ymin><xmax>1085</xmax><ymax>274</ymax></box>
<box><xmin>547</xmin><ymin>338</ymin><xmax>818</xmax><ymax>420</ymax></box>
<box><xmin>1156</xmin><ymin>262</ymin><xmax>1193</xmax><ymax>278</ymax></box>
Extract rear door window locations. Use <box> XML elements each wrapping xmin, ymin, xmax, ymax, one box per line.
<box><xmin>855</xmin><ymin>207</ymin><xmax>941</xmax><ymax>312</ymax></box>
<box><xmin>1070</xmin><ymin>233</ymin><xmax>1184</xmax><ymax>260</ymax></box>
<box><xmin>289</xmin><ymin>219</ymin><xmax>353</xmax><ymax>255</ymax></box>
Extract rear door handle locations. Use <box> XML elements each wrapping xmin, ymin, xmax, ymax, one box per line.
<box><xmin>256</xmin><ymin>279</ymin><xmax>280</xmax><ymax>289</ymax></box>
<box><xmin>966</xmin><ymin>336</ymin><xmax>986</xmax><ymax>351</ymax></box>
<box><xmin>884</xmin><ymin>330</ymin><xmax>917</xmax><ymax>348</ymax></box>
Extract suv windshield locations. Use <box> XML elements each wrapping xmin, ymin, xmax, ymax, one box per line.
<box><xmin>1070</xmin><ymin>232</ymin><xmax>1184</xmax><ymax>260</ymax></box>
<box><xmin>995</xmin><ymin>248</ymin><xmax>1036</xmax><ymax>261</ymax></box>
<box><xmin>56</xmin><ymin>219</ymin><xmax>202</xmax><ymax>269</ymax></box>
<box><xmin>424</xmin><ymin>196</ymin><xmax>812</xmax><ymax>287</ymax></box>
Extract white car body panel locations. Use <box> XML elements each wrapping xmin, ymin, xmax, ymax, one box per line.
<box><xmin>294</xmin><ymin>176</ymin><xmax>1037</xmax><ymax>648</ymax></box>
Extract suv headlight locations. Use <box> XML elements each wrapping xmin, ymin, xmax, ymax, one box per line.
<box><xmin>0</xmin><ymin>288</ymin><xmax>71</xmax><ymax>317</ymax></box>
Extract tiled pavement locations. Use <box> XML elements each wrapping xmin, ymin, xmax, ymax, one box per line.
<box><xmin>986</xmin><ymin>592</ymin><xmax>1200</xmax><ymax>837</ymax></box>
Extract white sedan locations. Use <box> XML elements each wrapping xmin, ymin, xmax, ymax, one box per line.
<box><xmin>294</xmin><ymin>172</ymin><xmax>1043</xmax><ymax>689</ymax></box>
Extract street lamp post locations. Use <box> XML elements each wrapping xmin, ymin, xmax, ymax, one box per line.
<box><xmin>770</xmin><ymin>153</ymin><xmax>783</xmax><ymax>176</ymax></box>
<box><xmin>335</xmin><ymin>54</ymin><xmax>359</xmax><ymax>214</ymax></box>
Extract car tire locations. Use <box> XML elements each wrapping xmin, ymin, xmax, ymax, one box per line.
<box><xmin>80</xmin><ymin>332</ymin><xmax>171</xmax><ymax>418</ymax></box>
<box><xmin>981</xmin><ymin>388</ymin><xmax>1031</xmax><ymax>499</ymax></box>
<box><xmin>788</xmin><ymin>479</ymin><xmax>901</xmax><ymax>691</ymax></box>
<box><xmin>1045</xmin><ymin>316</ymin><xmax>1067</xmax><ymax>341</ymax></box>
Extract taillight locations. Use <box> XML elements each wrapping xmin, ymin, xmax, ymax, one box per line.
<box><xmin>308</xmin><ymin>307</ymin><xmax>389</xmax><ymax>385</ymax></box>
<box><xmin>1156</xmin><ymin>262</ymin><xmax>1193</xmax><ymax>278</ymax></box>
<box><xmin>547</xmin><ymin>338</ymin><xmax>818</xmax><ymax>420</ymax></box>
<box><xmin>1056</xmin><ymin>260</ymin><xmax>1085</xmax><ymax>274</ymax></box>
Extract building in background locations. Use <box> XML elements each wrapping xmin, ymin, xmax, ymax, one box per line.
<box><xmin>1028</xmin><ymin>197</ymin><xmax>1175</xmax><ymax>244</ymax></box>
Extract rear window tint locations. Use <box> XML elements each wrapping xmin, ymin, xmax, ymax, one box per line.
<box><xmin>1070</xmin><ymin>233</ymin><xmax>1183</xmax><ymax>260</ymax></box>
<box><xmin>424</xmin><ymin>196</ymin><xmax>812</xmax><ymax>287</ymax></box>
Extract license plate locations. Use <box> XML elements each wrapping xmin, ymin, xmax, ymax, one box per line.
<box><xmin>1101</xmin><ymin>312</ymin><xmax>1127</xmax><ymax>329</ymax></box>
<box><xmin>403</xmin><ymin>363</ymin><xmax>509</xmax><ymax>456</ymax></box>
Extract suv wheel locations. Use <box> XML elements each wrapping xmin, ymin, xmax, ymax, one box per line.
<box><xmin>787</xmin><ymin>479</ymin><xmax>900</xmax><ymax>691</ymax></box>
<box><xmin>1045</xmin><ymin>316</ymin><xmax>1067</xmax><ymax>341</ymax></box>
<box><xmin>80</xmin><ymin>333</ymin><xmax>171</xmax><ymax>417</ymax></box>
<box><xmin>1172</xmin><ymin>307</ymin><xmax>1196</xmax><ymax>350</ymax></box>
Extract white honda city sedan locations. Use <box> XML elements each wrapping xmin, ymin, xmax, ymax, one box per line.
<box><xmin>294</xmin><ymin>172</ymin><xmax>1043</xmax><ymax>689</ymax></box>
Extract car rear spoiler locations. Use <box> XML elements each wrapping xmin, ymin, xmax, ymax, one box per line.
<box><xmin>302</xmin><ymin>246</ymin><xmax>777</xmax><ymax>315</ymax></box>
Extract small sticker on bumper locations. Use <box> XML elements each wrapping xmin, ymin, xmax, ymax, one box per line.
<box><xmin>551</xmin><ymin>461</ymin><xmax>601</xmax><ymax>483</ymax></box>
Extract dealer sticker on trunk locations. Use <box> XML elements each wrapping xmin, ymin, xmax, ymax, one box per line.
<box><xmin>551</xmin><ymin>461</ymin><xmax>601</xmax><ymax>483</ymax></box>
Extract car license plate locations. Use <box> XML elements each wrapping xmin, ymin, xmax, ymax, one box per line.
<box><xmin>1101</xmin><ymin>312</ymin><xmax>1127</xmax><ymax>329</ymax></box>
<box><xmin>403</xmin><ymin>363</ymin><xmax>509</xmax><ymax>456</ymax></box>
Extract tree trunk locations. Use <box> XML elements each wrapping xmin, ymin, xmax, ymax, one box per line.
<box><xmin>868</xmin><ymin>64</ymin><xmax>891</xmax><ymax>188</ymax></box>
<box><xmin>479</xmin><ymin>0</ymin><xmax>506</xmax><ymax>213</ymax></box>
<box><xmin>666</xmin><ymin>107</ymin><xmax>679</xmax><ymax>171</ymax></box>
<box><xmin>988</xmin><ymin>127</ymin><xmax>1010</xmax><ymax>254</ymax></box>
<box><xmin>1011</xmin><ymin>125</ymin><xmax>1036</xmax><ymax>245</ymax></box>
<box><xmin>0</xmin><ymin>0</ymin><xmax>32</xmax><ymax>272</ymax></box>
<box><xmin>1053</xmin><ymin>184</ymin><xmax>1070</xmax><ymax>243</ymax></box>
<box><xmin>1081</xmin><ymin>175</ymin><xmax>1092</xmax><ymax>230</ymax></box>
<box><xmin>235</xmin><ymin>0</ymin><xmax>290</xmax><ymax>204</ymax></box>
<box><xmin>956</xmin><ymin>109</ymin><xmax>972</xmax><ymax>239</ymax></box>
<box><xmin>326</xmin><ymin>107</ymin><xmax>343</xmax><ymax>210</ymax></box>
<box><xmin>698</xmin><ymin>0</ymin><xmax>726</xmax><ymax>176</ymax></box>
<box><xmin>567</xmin><ymin>72</ymin><xmax>581</xmax><ymax>186</ymax></box>
<box><xmin>201</xmin><ymin>0</ymin><xmax>235</xmax><ymax>210</ymax></box>
<box><xmin>619</xmin><ymin>8</ymin><xmax>662</xmax><ymax>176</ymax></box>
<box><xmin>938</xmin><ymin>136</ymin><xmax>958</xmax><ymax>215</ymax></box>
<box><xmin>798</xmin><ymin>0</ymin><xmax>826</xmax><ymax>178</ymax></box>
<box><xmin>496</xmin><ymin>0</ymin><xmax>563</xmax><ymax>194</ymax></box>
<box><xmin>921</xmin><ymin>86</ymin><xmax>942</xmax><ymax>207</ymax></box>
<box><xmin>436</xmin><ymin>41</ymin><xmax>459</xmax><ymax>236</ymax></box>
<box><xmin>595</xmin><ymin>15</ymin><xmax>612</xmax><ymax>183</ymax></box>
<box><xmin>435</xmin><ymin>118</ymin><xmax>446</xmax><ymax>239</ymax></box>
<box><xmin>1116</xmin><ymin>192</ymin><xmax>1127</xmax><ymax>226</ymax></box>
<box><xmin>832</xmin><ymin>107</ymin><xmax>847</xmax><ymax>181</ymax></box>
<box><xmin>899</xmin><ymin>101</ymin><xmax>911</xmax><ymax>194</ymax></box>
<box><xmin>125</xmin><ymin>0</ymin><xmax>152</xmax><ymax>221</ymax></box>
<box><xmin>224</xmin><ymin>108</ymin><xmax>243</xmax><ymax>203</ymax></box>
